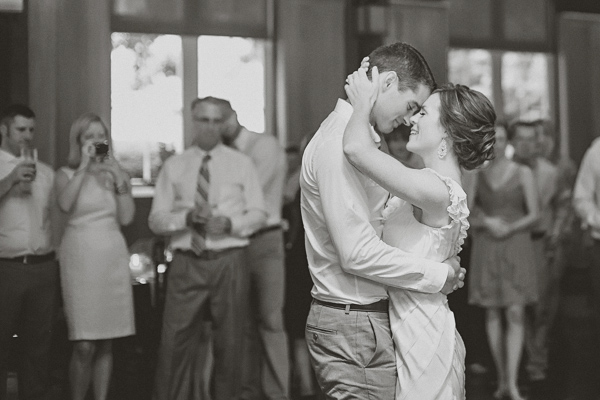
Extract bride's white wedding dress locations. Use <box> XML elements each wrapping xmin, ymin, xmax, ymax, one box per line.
<box><xmin>382</xmin><ymin>169</ymin><xmax>468</xmax><ymax>400</ymax></box>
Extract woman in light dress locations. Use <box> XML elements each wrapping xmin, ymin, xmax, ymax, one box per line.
<box><xmin>468</xmin><ymin>124</ymin><xmax>539</xmax><ymax>400</ymax></box>
<box><xmin>343</xmin><ymin>65</ymin><xmax>496</xmax><ymax>399</ymax></box>
<box><xmin>56</xmin><ymin>114</ymin><xmax>135</xmax><ymax>400</ymax></box>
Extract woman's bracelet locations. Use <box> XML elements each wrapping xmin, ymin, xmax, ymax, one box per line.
<box><xmin>114</xmin><ymin>181</ymin><xmax>129</xmax><ymax>195</ymax></box>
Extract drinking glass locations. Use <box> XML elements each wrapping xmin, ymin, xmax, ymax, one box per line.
<box><xmin>19</xmin><ymin>146</ymin><xmax>37</xmax><ymax>195</ymax></box>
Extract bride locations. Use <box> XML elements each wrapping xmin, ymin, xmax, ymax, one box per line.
<box><xmin>343</xmin><ymin>65</ymin><xmax>496</xmax><ymax>399</ymax></box>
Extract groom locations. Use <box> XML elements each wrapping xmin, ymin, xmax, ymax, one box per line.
<box><xmin>300</xmin><ymin>42</ymin><xmax>465</xmax><ymax>399</ymax></box>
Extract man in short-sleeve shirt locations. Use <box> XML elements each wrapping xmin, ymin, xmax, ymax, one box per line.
<box><xmin>0</xmin><ymin>104</ymin><xmax>60</xmax><ymax>400</ymax></box>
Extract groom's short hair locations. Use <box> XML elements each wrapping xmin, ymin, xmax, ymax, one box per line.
<box><xmin>368</xmin><ymin>42</ymin><xmax>436</xmax><ymax>93</ymax></box>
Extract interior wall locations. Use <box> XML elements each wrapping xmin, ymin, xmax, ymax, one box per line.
<box><xmin>276</xmin><ymin>0</ymin><xmax>346</xmax><ymax>148</ymax></box>
<box><xmin>0</xmin><ymin>11</ymin><xmax>28</xmax><ymax>118</ymax></box>
<box><xmin>28</xmin><ymin>0</ymin><xmax>111</xmax><ymax>169</ymax></box>
<box><xmin>28</xmin><ymin>0</ymin><xmax>57</xmax><ymax>166</ymax></box>
<box><xmin>558</xmin><ymin>13</ymin><xmax>600</xmax><ymax>164</ymax></box>
<box><xmin>386</xmin><ymin>1</ymin><xmax>449</xmax><ymax>84</ymax></box>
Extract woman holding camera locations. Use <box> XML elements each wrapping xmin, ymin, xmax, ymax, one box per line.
<box><xmin>56</xmin><ymin>113</ymin><xmax>135</xmax><ymax>400</ymax></box>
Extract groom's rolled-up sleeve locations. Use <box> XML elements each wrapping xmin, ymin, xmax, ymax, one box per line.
<box><xmin>314</xmin><ymin>139</ymin><xmax>447</xmax><ymax>294</ymax></box>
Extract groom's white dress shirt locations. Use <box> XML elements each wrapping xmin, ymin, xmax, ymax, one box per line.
<box><xmin>300</xmin><ymin>99</ymin><xmax>448</xmax><ymax>305</ymax></box>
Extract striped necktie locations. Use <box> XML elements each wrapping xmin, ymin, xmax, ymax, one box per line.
<box><xmin>191</xmin><ymin>153</ymin><xmax>211</xmax><ymax>255</ymax></box>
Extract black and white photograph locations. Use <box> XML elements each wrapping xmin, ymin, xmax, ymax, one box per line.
<box><xmin>1</xmin><ymin>0</ymin><xmax>600</xmax><ymax>399</ymax></box>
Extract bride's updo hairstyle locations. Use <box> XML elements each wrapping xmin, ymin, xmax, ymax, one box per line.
<box><xmin>434</xmin><ymin>83</ymin><xmax>496</xmax><ymax>170</ymax></box>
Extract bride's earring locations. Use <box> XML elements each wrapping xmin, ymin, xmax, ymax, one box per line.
<box><xmin>437</xmin><ymin>138</ymin><xmax>448</xmax><ymax>159</ymax></box>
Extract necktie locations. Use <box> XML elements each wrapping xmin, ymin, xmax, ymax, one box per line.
<box><xmin>191</xmin><ymin>153</ymin><xmax>211</xmax><ymax>255</ymax></box>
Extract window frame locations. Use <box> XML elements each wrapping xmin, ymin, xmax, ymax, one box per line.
<box><xmin>111</xmin><ymin>0</ymin><xmax>273</xmax><ymax>39</ymax></box>
<box><xmin>111</xmin><ymin>32</ymin><xmax>275</xmax><ymax>194</ymax></box>
<box><xmin>448</xmin><ymin>47</ymin><xmax>556</xmax><ymax>124</ymax></box>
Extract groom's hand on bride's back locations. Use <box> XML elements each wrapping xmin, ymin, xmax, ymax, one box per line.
<box><xmin>440</xmin><ymin>255</ymin><xmax>466</xmax><ymax>295</ymax></box>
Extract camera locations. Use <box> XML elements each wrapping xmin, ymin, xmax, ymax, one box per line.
<box><xmin>94</xmin><ymin>142</ymin><xmax>109</xmax><ymax>157</ymax></box>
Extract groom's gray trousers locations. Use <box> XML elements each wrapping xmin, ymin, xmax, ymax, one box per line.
<box><xmin>305</xmin><ymin>299</ymin><xmax>396</xmax><ymax>399</ymax></box>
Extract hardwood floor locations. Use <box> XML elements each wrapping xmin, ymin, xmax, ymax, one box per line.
<box><xmin>6</xmin><ymin>266</ymin><xmax>600</xmax><ymax>400</ymax></box>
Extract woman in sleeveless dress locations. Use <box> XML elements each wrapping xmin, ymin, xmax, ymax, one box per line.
<box><xmin>468</xmin><ymin>124</ymin><xmax>539</xmax><ymax>400</ymax></box>
<box><xmin>56</xmin><ymin>113</ymin><xmax>135</xmax><ymax>400</ymax></box>
<box><xmin>343</xmin><ymin>65</ymin><xmax>496</xmax><ymax>399</ymax></box>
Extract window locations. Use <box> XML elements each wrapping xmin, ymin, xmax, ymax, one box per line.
<box><xmin>501</xmin><ymin>51</ymin><xmax>551</xmax><ymax>122</ymax></box>
<box><xmin>197</xmin><ymin>36</ymin><xmax>267</xmax><ymax>133</ymax></box>
<box><xmin>447</xmin><ymin>49</ymin><xmax>493</xmax><ymax>102</ymax></box>
<box><xmin>448</xmin><ymin>48</ymin><xmax>553</xmax><ymax>124</ymax></box>
<box><xmin>111</xmin><ymin>33</ymin><xmax>269</xmax><ymax>184</ymax></box>
<box><xmin>111</xmin><ymin>33</ymin><xmax>183</xmax><ymax>185</ymax></box>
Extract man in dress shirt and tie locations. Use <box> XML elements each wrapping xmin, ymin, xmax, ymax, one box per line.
<box><xmin>149</xmin><ymin>96</ymin><xmax>267</xmax><ymax>400</ymax></box>
<box><xmin>220</xmin><ymin>102</ymin><xmax>291</xmax><ymax>400</ymax></box>
<box><xmin>300</xmin><ymin>43</ymin><xmax>464</xmax><ymax>399</ymax></box>
<box><xmin>573</xmin><ymin>136</ymin><xmax>600</xmax><ymax>360</ymax></box>
<box><xmin>0</xmin><ymin>104</ymin><xmax>60</xmax><ymax>400</ymax></box>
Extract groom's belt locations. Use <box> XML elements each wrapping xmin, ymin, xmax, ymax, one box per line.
<box><xmin>313</xmin><ymin>299</ymin><xmax>388</xmax><ymax>313</ymax></box>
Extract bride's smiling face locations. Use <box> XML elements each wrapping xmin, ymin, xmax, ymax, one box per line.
<box><xmin>406</xmin><ymin>93</ymin><xmax>446</xmax><ymax>157</ymax></box>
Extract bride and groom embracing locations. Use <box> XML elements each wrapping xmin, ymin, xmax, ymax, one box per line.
<box><xmin>300</xmin><ymin>42</ymin><xmax>496</xmax><ymax>400</ymax></box>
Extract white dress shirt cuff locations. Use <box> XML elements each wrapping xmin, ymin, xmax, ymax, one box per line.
<box><xmin>420</xmin><ymin>263</ymin><xmax>448</xmax><ymax>293</ymax></box>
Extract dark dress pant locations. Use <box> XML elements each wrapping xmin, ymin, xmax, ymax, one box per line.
<box><xmin>153</xmin><ymin>248</ymin><xmax>249</xmax><ymax>400</ymax></box>
<box><xmin>0</xmin><ymin>260</ymin><xmax>59</xmax><ymax>400</ymax></box>
<box><xmin>241</xmin><ymin>230</ymin><xmax>290</xmax><ymax>400</ymax></box>
<box><xmin>589</xmin><ymin>239</ymin><xmax>600</xmax><ymax>336</ymax></box>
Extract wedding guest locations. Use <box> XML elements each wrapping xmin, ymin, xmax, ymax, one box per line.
<box><xmin>510</xmin><ymin>120</ymin><xmax>559</xmax><ymax>383</ymax></box>
<box><xmin>56</xmin><ymin>113</ymin><xmax>135</xmax><ymax>400</ymax></box>
<box><xmin>469</xmin><ymin>123</ymin><xmax>539</xmax><ymax>400</ymax></box>
<box><xmin>0</xmin><ymin>104</ymin><xmax>60</xmax><ymax>400</ymax></box>
<box><xmin>573</xmin><ymin>137</ymin><xmax>600</xmax><ymax>345</ymax></box>
<box><xmin>150</xmin><ymin>96</ymin><xmax>266</xmax><ymax>400</ymax></box>
<box><xmin>221</xmin><ymin>101</ymin><xmax>290</xmax><ymax>400</ymax></box>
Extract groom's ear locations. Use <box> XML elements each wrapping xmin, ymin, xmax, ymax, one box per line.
<box><xmin>380</xmin><ymin>71</ymin><xmax>398</xmax><ymax>93</ymax></box>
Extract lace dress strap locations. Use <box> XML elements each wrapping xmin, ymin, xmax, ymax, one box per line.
<box><xmin>425</xmin><ymin>168</ymin><xmax>470</xmax><ymax>255</ymax></box>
